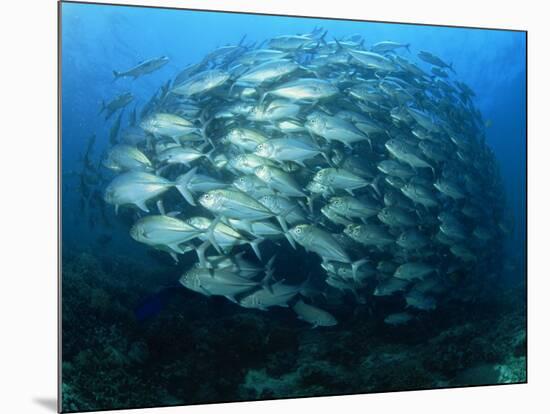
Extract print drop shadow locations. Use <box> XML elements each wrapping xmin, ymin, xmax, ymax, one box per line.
<box><xmin>33</xmin><ymin>397</ymin><xmax>57</xmax><ymax>412</ymax></box>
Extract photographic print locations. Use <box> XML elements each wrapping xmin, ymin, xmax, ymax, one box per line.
<box><xmin>59</xmin><ymin>1</ymin><xmax>527</xmax><ymax>412</ymax></box>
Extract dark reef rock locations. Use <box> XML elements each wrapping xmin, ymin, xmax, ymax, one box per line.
<box><xmin>61</xmin><ymin>252</ymin><xmax>526</xmax><ymax>412</ymax></box>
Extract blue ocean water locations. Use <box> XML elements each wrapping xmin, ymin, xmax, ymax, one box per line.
<box><xmin>60</xmin><ymin>2</ymin><xmax>526</xmax><ymax>412</ymax></box>
<box><xmin>61</xmin><ymin>2</ymin><xmax>526</xmax><ymax>259</ymax></box>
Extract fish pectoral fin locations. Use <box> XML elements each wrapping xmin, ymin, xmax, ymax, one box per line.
<box><xmin>156</xmin><ymin>199</ymin><xmax>166</xmax><ymax>215</ymax></box>
<box><xmin>249</xmin><ymin>238</ymin><xmax>264</xmax><ymax>261</ymax></box>
<box><xmin>306</xmin><ymin>196</ymin><xmax>315</xmax><ymax>214</ymax></box>
<box><xmin>174</xmin><ymin>167</ymin><xmax>198</xmax><ymax>206</ymax></box>
<box><xmin>284</xmin><ymin>232</ymin><xmax>296</xmax><ymax>249</ymax></box>
<box><xmin>259</xmin><ymin>91</ymin><xmax>270</xmax><ymax>106</ymax></box>
<box><xmin>205</xmin><ymin>148</ymin><xmax>216</xmax><ymax>166</ymax></box>
<box><xmin>275</xmin><ymin>215</ymin><xmax>289</xmax><ymax>232</ymax></box>
<box><xmin>261</xmin><ymin>272</ymin><xmax>274</xmax><ymax>294</ymax></box>
<box><xmin>195</xmin><ymin>240</ymin><xmax>211</xmax><ymax>268</ymax></box>
<box><xmin>266</xmin><ymin>254</ymin><xmax>277</xmax><ymax>273</ymax></box>
<box><xmin>351</xmin><ymin>259</ymin><xmax>368</xmax><ymax>281</ymax></box>
<box><xmin>166</xmin><ymin>210</ymin><xmax>182</xmax><ymax>218</ymax></box>
<box><xmin>206</xmin><ymin>216</ymin><xmax>223</xmax><ymax>254</ymax></box>
<box><xmin>224</xmin><ymin>295</ymin><xmax>239</xmax><ymax>304</ymax></box>
<box><xmin>199</xmin><ymin>287</ymin><xmax>213</xmax><ymax>297</ymax></box>
<box><xmin>135</xmin><ymin>200</ymin><xmax>150</xmax><ymax>213</ymax></box>
<box><xmin>168</xmin><ymin>243</ymin><xmax>187</xmax><ymax>255</ymax></box>
<box><xmin>238</xmin><ymin>219</ymin><xmax>253</xmax><ymax>233</ymax></box>
<box><xmin>216</xmin><ymin>264</ymin><xmax>234</xmax><ymax>274</ymax></box>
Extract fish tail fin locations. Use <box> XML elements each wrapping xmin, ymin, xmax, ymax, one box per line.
<box><xmin>98</xmin><ymin>100</ymin><xmax>106</xmax><ymax>114</ymax></box>
<box><xmin>405</xmin><ymin>43</ymin><xmax>411</xmax><ymax>53</ymax></box>
<box><xmin>113</xmin><ymin>70</ymin><xmax>121</xmax><ymax>80</ymax></box>
<box><xmin>449</xmin><ymin>62</ymin><xmax>456</xmax><ymax>74</ymax></box>
<box><xmin>174</xmin><ymin>167</ymin><xmax>197</xmax><ymax>205</ymax></box>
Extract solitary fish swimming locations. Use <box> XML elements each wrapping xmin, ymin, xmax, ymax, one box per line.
<box><xmin>113</xmin><ymin>56</ymin><xmax>169</xmax><ymax>80</ymax></box>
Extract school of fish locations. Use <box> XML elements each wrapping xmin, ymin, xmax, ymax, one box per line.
<box><xmin>100</xmin><ymin>28</ymin><xmax>511</xmax><ymax>328</ymax></box>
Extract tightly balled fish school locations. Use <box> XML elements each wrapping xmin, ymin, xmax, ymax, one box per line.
<box><xmin>101</xmin><ymin>27</ymin><xmax>510</xmax><ymax>328</ymax></box>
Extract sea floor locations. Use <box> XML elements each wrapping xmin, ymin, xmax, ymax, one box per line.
<box><xmin>60</xmin><ymin>251</ymin><xmax>526</xmax><ymax>413</ymax></box>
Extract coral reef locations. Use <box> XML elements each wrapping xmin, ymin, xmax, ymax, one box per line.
<box><xmin>61</xmin><ymin>251</ymin><xmax>526</xmax><ymax>412</ymax></box>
